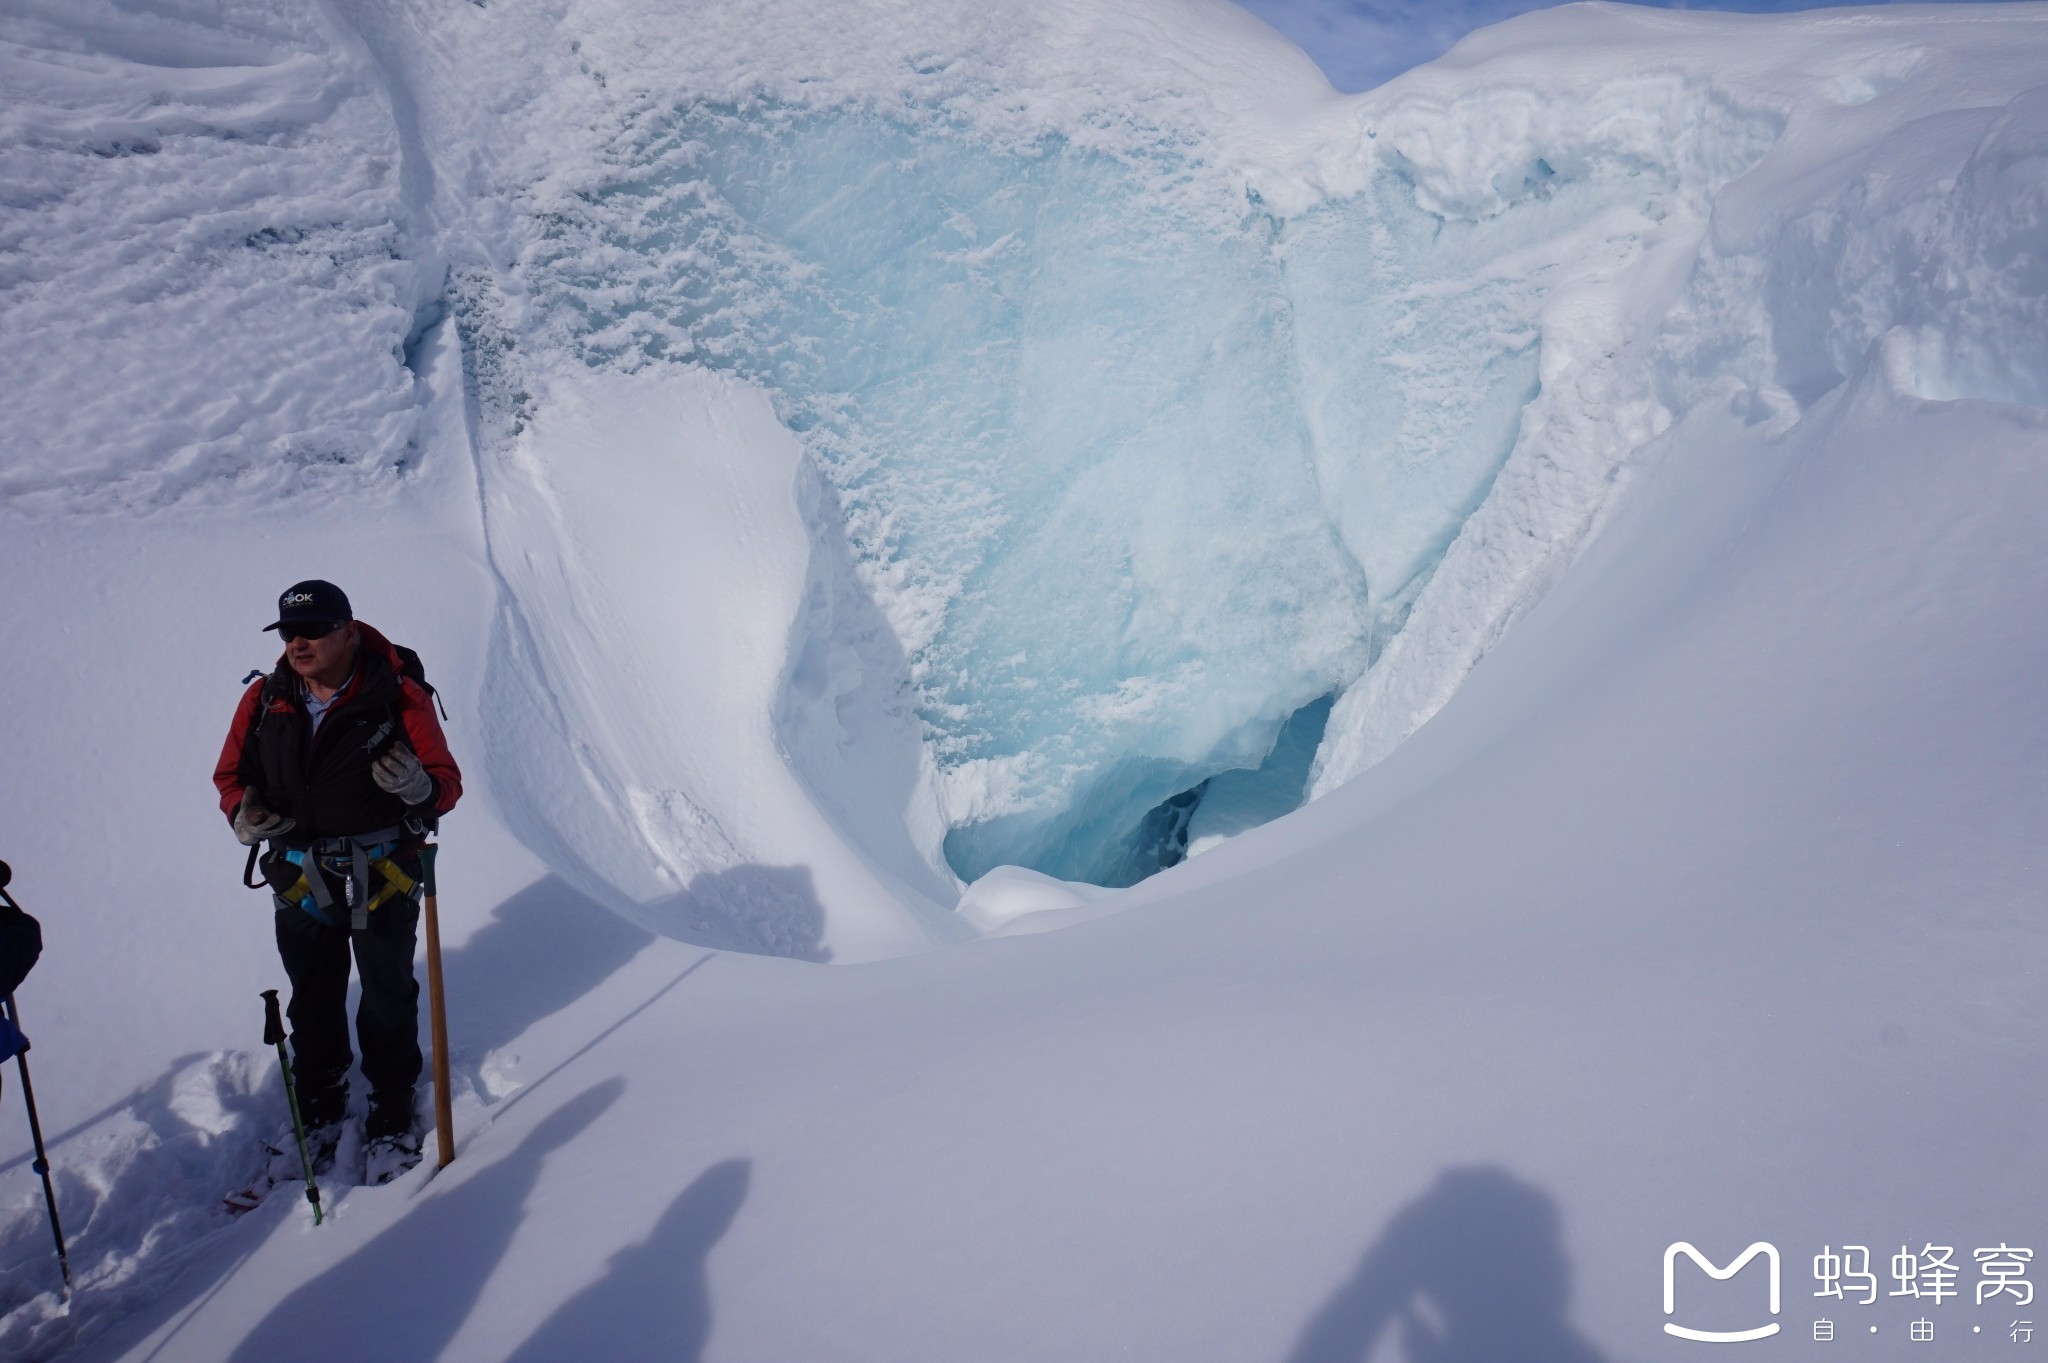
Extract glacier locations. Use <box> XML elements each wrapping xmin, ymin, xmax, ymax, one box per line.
<box><xmin>0</xmin><ymin>1</ymin><xmax>2046</xmax><ymax>1360</ymax></box>
<box><xmin>476</xmin><ymin>5</ymin><xmax>1794</xmax><ymax>901</ymax></box>
<box><xmin>2</xmin><ymin>0</ymin><xmax>2042</xmax><ymax>947</ymax></box>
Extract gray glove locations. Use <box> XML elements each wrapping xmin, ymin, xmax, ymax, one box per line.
<box><xmin>372</xmin><ymin>742</ymin><xmax>435</xmax><ymax>806</ymax></box>
<box><xmin>234</xmin><ymin>790</ymin><xmax>295</xmax><ymax>846</ymax></box>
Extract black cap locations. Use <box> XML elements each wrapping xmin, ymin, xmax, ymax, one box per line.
<box><xmin>264</xmin><ymin>579</ymin><xmax>352</xmax><ymax>632</ymax></box>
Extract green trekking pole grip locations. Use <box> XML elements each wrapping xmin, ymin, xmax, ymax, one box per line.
<box><xmin>261</xmin><ymin>989</ymin><xmax>323</xmax><ymax>1225</ymax></box>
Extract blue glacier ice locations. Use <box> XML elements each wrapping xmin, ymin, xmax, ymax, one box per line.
<box><xmin>529</xmin><ymin>104</ymin><xmax>1557</xmax><ymax>886</ymax></box>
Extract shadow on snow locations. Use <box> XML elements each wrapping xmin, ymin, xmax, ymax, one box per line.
<box><xmin>1285</xmin><ymin>1166</ymin><xmax>1610</xmax><ymax>1363</ymax></box>
<box><xmin>504</xmin><ymin>1157</ymin><xmax>750</xmax><ymax>1363</ymax></box>
<box><xmin>225</xmin><ymin>1079</ymin><xmax>624</xmax><ymax>1363</ymax></box>
<box><xmin>0</xmin><ymin>873</ymin><xmax>690</xmax><ymax>1360</ymax></box>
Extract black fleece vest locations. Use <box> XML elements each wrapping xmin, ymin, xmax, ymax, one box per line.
<box><xmin>243</xmin><ymin>652</ymin><xmax>413</xmax><ymax>842</ymax></box>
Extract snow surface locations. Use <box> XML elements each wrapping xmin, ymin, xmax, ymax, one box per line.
<box><xmin>1232</xmin><ymin>0</ymin><xmax>2040</xmax><ymax>94</ymax></box>
<box><xmin>0</xmin><ymin>0</ymin><xmax>2044</xmax><ymax>1359</ymax></box>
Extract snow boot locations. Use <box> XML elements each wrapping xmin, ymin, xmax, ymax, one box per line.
<box><xmin>261</xmin><ymin>1117</ymin><xmax>341</xmax><ymax>1183</ymax></box>
<box><xmin>365</xmin><ymin>1129</ymin><xmax>423</xmax><ymax>1186</ymax></box>
<box><xmin>230</xmin><ymin>1117</ymin><xmax>342</xmax><ymax>1211</ymax></box>
<box><xmin>365</xmin><ymin>1087</ymin><xmax>422</xmax><ymax>1185</ymax></box>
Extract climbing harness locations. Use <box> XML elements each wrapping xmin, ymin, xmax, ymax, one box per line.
<box><xmin>265</xmin><ymin>828</ymin><xmax>416</xmax><ymax>930</ymax></box>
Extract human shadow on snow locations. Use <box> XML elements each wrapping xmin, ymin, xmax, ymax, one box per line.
<box><xmin>438</xmin><ymin>874</ymin><xmax>654</xmax><ymax>1092</ymax></box>
<box><xmin>622</xmin><ymin>862</ymin><xmax>832</xmax><ymax>964</ymax></box>
<box><xmin>1284</xmin><ymin>1167</ymin><xmax>1611</xmax><ymax>1363</ymax></box>
<box><xmin>225</xmin><ymin>1079</ymin><xmax>623</xmax><ymax>1363</ymax></box>
<box><xmin>503</xmin><ymin>1157</ymin><xmax>750</xmax><ymax>1363</ymax></box>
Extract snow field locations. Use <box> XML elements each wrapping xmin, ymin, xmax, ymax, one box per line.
<box><xmin>50</xmin><ymin>359</ymin><xmax>2048</xmax><ymax>1359</ymax></box>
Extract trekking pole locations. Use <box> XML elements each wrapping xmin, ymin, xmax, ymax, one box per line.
<box><xmin>4</xmin><ymin>996</ymin><xmax>70</xmax><ymax>1295</ymax></box>
<box><xmin>260</xmin><ymin>990</ymin><xmax>323</xmax><ymax>1225</ymax></box>
<box><xmin>420</xmin><ymin>844</ymin><xmax>455</xmax><ymax>1170</ymax></box>
<box><xmin>0</xmin><ymin>864</ymin><xmax>71</xmax><ymax>1295</ymax></box>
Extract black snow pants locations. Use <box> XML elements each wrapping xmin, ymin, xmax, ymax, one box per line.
<box><xmin>273</xmin><ymin>893</ymin><xmax>423</xmax><ymax>1127</ymax></box>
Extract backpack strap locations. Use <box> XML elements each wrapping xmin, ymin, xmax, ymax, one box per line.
<box><xmin>237</xmin><ymin>665</ymin><xmax>283</xmax><ymax>773</ymax></box>
<box><xmin>394</xmin><ymin>644</ymin><xmax>449</xmax><ymax>720</ymax></box>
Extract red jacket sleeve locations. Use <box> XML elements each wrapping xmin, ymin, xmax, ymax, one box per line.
<box><xmin>214</xmin><ymin>680</ymin><xmax>267</xmax><ymax>823</ymax></box>
<box><xmin>397</xmin><ymin>679</ymin><xmax>462</xmax><ymax>815</ymax></box>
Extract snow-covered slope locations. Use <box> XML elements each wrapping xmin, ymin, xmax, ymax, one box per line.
<box><xmin>0</xmin><ymin>1</ymin><xmax>2043</xmax><ymax>1359</ymax></box>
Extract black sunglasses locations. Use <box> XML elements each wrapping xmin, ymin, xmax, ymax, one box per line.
<box><xmin>279</xmin><ymin>619</ymin><xmax>347</xmax><ymax>644</ymax></box>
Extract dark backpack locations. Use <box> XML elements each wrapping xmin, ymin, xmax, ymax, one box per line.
<box><xmin>391</xmin><ymin>644</ymin><xmax>446</xmax><ymax>720</ymax></box>
<box><xmin>0</xmin><ymin>902</ymin><xmax>41</xmax><ymax>1001</ymax></box>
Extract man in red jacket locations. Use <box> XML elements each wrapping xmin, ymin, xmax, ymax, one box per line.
<box><xmin>214</xmin><ymin>580</ymin><xmax>461</xmax><ymax>1183</ymax></box>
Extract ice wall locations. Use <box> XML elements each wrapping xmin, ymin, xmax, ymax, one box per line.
<box><xmin>518</xmin><ymin>95</ymin><xmax>1673</xmax><ymax>885</ymax></box>
<box><xmin>440</xmin><ymin>0</ymin><xmax>2048</xmax><ymax>919</ymax></box>
<box><xmin>524</xmin><ymin>110</ymin><xmax>1335</xmax><ymax>883</ymax></box>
